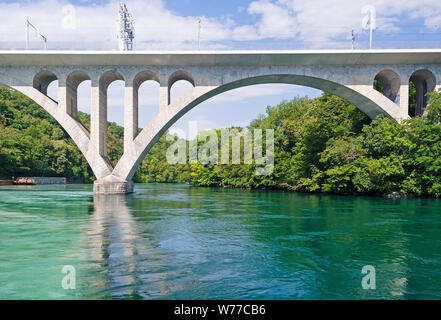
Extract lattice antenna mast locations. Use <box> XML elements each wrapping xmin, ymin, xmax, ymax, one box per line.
<box><xmin>117</xmin><ymin>3</ymin><xmax>135</xmax><ymax>51</ymax></box>
<box><xmin>26</xmin><ymin>18</ymin><xmax>47</xmax><ymax>49</ymax></box>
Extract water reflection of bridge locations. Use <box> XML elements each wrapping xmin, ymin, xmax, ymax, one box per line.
<box><xmin>86</xmin><ymin>194</ymin><xmax>170</xmax><ymax>299</ymax></box>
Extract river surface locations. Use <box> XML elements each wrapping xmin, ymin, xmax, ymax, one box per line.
<box><xmin>0</xmin><ymin>183</ymin><xmax>440</xmax><ymax>300</ymax></box>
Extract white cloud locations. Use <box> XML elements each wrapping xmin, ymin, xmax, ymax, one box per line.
<box><xmin>0</xmin><ymin>0</ymin><xmax>440</xmax><ymax>49</ymax></box>
<box><xmin>248</xmin><ymin>0</ymin><xmax>297</xmax><ymax>39</ymax></box>
<box><xmin>247</xmin><ymin>0</ymin><xmax>441</xmax><ymax>47</ymax></box>
<box><xmin>232</xmin><ymin>25</ymin><xmax>261</xmax><ymax>41</ymax></box>
<box><xmin>0</xmin><ymin>0</ymin><xmax>232</xmax><ymax>49</ymax></box>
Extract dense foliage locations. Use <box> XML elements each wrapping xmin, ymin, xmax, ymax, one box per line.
<box><xmin>1</xmin><ymin>85</ymin><xmax>441</xmax><ymax>197</ymax></box>
<box><xmin>133</xmin><ymin>135</ymin><xmax>191</xmax><ymax>184</ymax></box>
<box><xmin>187</xmin><ymin>91</ymin><xmax>441</xmax><ymax>197</ymax></box>
<box><xmin>0</xmin><ymin>87</ymin><xmax>93</xmax><ymax>181</ymax></box>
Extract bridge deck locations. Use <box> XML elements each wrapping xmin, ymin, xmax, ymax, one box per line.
<box><xmin>0</xmin><ymin>49</ymin><xmax>441</xmax><ymax>66</ymax></box>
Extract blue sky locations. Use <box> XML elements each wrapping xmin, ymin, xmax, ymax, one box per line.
<box><xmin>2</xmin><ymin>0</ymin><xmax>441</xmax><ymax>137</ymax></box>
<box><xmin>1</xmin><ymin>0</ymin><xmax>440</xmax><ymax>50</ymax></box>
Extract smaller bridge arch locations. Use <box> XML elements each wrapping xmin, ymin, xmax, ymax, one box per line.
<box><xmin>99</xmin><ymin>70</ymin><xmax>125</xmax><ymax>91</ymax></box>
<box><xmin>373</xmin><ymin>69</ymin><xmax>401</xmax><ymax>104</ymax></box>
<box><xmin>66</xmin><ymin>70</ymin><xmax>91</xmax><ymax>120</ymax></box>
<box><xmin>33</xmin><ymin>70</ymin><xmax>58</xmax><ymax>96</ymax></box>
<box><xmin>409</xmin><ymin>69</ymin><xmax>436</xmax><ymax>116</ymax></box>
<box><xmin>124</xmin><ymin>70</ymin><xmax>160</xmax><ymax>145</ymax></box>
<box><xmin>168</xmin><ymin>70</ymin><xmax>195</xmax><ymax>104</ymax></box>
<box><xmin>133</xmin><ymin>70</ymin><xmax>159</xmax><ymax>89</ymax></box>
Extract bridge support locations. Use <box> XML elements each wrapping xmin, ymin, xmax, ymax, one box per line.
<box><xmin>93</xmin><ymin>175</ymin><xmax>134</xmax><ymax>194</ymax></box>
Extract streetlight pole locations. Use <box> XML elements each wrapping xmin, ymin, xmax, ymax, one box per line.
<box><xmin>25</xmin><ymin>18</ymin><xmax>47</xmax><ymax>50</ymax></box>
<box><xmin>26</xmin><ymin>18</ymin><xmax>29</xmax><ymax>49</ymax></box>
<box><xmin>197</xmin><ymin>18</ymin><xmax>201</xmax><ymax>50</ymax></box>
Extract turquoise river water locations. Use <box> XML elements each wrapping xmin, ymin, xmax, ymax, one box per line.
<box><xmin>0</xmin><ymin>183</ymin><xmax>440</xmax><ymax>299</ymax></box>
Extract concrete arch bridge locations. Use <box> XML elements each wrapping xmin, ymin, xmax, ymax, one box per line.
<box><xmin>0</xmin><ymin>50</ymin><xmax>440</xmax><ymax>194</ymax></box>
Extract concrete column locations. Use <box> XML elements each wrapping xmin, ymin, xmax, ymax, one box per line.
<box><xmin>159</xmin><ymin>85</ymin><xmax>168</xmax><ymax>112</ymax></box>
<box><xmin>91</xmin><ymin>81</ymin><xmax>107</xmax><ymax>157</ymax></box>
<box><xmin>415</xmin><ymin>80</ymin><xmax>425</xmax><ymax>116</ymax></box>
<box><xmin>91</xmin><ymin>71</ymin><xmax>134</xmax><ymax>195</ymax></box>
<box><xmin>65</xmin><ymin>83</ymin><xmax>78</xmax><ymax>119</ymax></box>
<box><xmin>158</xmin><ymin>73</ymin><xmax>169</xmax><ymax>113</ymax></box>
<box><xmin>58</xmin><ymin>86</ymin><xmax>67</xmax><ymax>113</ymax></box>
<box><xmin>57</xmin><ymin>76</ymin><xmax>67</xmax><ymax>114</ymax></box>
<box><xmin>399</xmin><ymin>84</ymin><xmax>409</xmax><ymax>119</ymax></box>
<box><xmin>124</xmin><ymin>84</ymin><xmax>138</xmax><ymax>152</ymax></box>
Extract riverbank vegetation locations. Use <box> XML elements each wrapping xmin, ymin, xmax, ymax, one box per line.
<box><xmin>1</xmin><ymin>85</ymin><xmax>441</xmax><ymax>197</ymax></box>
<box><xmin>0</xmin><ymin>87</ymin><xmax>93</xmax><ymax>182</ymax></box>
<box><xmin>183</xmin><ymin>91</ymin><xmax>441</xmax><ymax>197</ymax></box>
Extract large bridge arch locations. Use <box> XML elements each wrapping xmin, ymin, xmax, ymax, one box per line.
<box><xmin>112</xmin><ymin>73</ymin><xmax>402</xmax><ymax>181</ymax></box>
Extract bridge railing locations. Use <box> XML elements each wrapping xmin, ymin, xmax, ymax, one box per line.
<box><xmin>1</xmin><ymin>38</ymin><xmax>441</xmax><ymax>51</ymax></box>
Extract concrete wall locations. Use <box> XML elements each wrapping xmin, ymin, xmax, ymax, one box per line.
<box><xmin>31</xmin><ymin>177</ymin><xmax>67</xmax><ymax>184</ymax></box>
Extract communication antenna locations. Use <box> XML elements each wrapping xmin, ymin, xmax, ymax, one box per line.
<box><xmin>25</xmin><ymin>18</ymin><xmax>47</xmax><ymax>49</ymax></box>
<box><xmin>351</xmin><ymin>29</ymin><xmax>358</xmax><ymax>49</ymax></box>
<box><xmin>117</xmin><ymin>2</ymin><xmax>135</xmax><ymax>51</ymax></box>
<box><xmin>197</xmin><ymin>17</ymin><xmax>201</xmax><ymax>50</ymax></box>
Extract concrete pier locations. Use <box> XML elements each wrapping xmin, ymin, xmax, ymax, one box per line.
<box><xmin>93</xmin><ymin>175</ymin><xmax>134</xmax><ymax>194</ymax></box>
